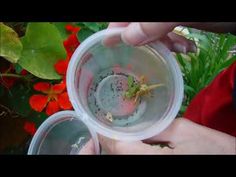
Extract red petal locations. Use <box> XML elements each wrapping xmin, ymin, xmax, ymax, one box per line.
<box><xmin>66</xmin><ymin>52</ymin><xmax>73</xmax><ymax>59</ymax></box>
<box><xmin>29</xmin><ymin>95</ymin><xmax>48</xmax><ymax>112</ymax></box>
<box><xmin>34</xmin><ymin>82</ymin><xmax>51</xmax><ymax>93</ymax></box>
<box><xmin>46</xmin><ymin>100</ymin><xmax>60</xmax><ymax>115</ymax></box>
<box><xmin>52</xmin><ymin>82</ymin><xmax>66</xmax><ymax>94</ymax></box>
<box><xmin>65</xmin><ymin>55</ymin><xmax>71</xmax><ymax>61</ymax></box>
<box><xmin>65</xmin><ymin>24</ymin><xmax>74</xmax><ymax>31</ymax></box>
<box><xmin>54</xmin><ymin>59</ymin><xmax>69</xmax><ymax>75</ymax></box>
<box><xmin>65</xmin><ymin>24</ymin><xmax>80</xmax><ymax>33</ymax></box>
<box><xmin>24</xmin><ymin>121</ymin><xmax>37</xmax><ymax>136</ymax></box>
<box><xmin>58</xmin><ymin>92</ymin><xmax>73</xmax><ymax>110</ymax></box>
<box><xmin>63</xmin><ymin>34</ymin><xmax>80</xmax><ymax>56</ymax></box>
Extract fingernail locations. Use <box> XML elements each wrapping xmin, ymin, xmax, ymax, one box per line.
<box><xmin>173</xmin><ymin>43</ymin><xmax>187</xmax><ymax>54</ymax></box>
<box><xmin>122</xmin><ymin>23</ymin><xmax>148</xmax><ymax>46</ymax></box>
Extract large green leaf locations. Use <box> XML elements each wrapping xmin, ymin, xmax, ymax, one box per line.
<box><xmin>54</xmin><ymin>22</ymin><xmax>71</xmax><ymax>40</ymax></box>
<box><xmin>0</xmin><ymin>23</ymin><xmax>23</xmax><ymax>63</ymax></box>
<box><xmin>18</xmin><ymin>23</ymin><xmax>66</xmax><ymax>80</ymax></box>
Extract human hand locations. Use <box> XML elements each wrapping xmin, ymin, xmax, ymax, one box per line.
<box><xmin>98</xmin><ymin>118</ymin><xmax>236</xmax><ymax>154</ymax></box>
<box><xmin>107</xmin><ymin>22</ymin><xmax>196</xmax><ymax>54</ymax></box>
<box><xmin>79</xmin><ymin>139</ymin><xmax>97</xmax><ymax>155</ymax></box>
<box><xmin>108</xmin><ymin>22</ymin><xmax>236</xmax><ymax>53</ymax></box>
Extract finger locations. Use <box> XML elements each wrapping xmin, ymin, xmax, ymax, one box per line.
<box><xmin>159</xmin><ymin>32</ymin><xmax>197</xmax><ymax>53</ymax></box>
<box><xmin>168</xmin><ymin>32</ymin><xmax>197</xmax><ymax>53</ymax></box>
<box><xmin>98</xmin><ymin>134</ymin><xmax>173</xmax><ymax>154</ymax></box>
<box><xmin>103</xmin><ymin>23</ymin><xmax>128</xmax><ymax>47</ymax></box>
<box><xmin>79</xmin><ymin>139</ymin><xmax>96</xmax><ymax>155</ymax></box>
<box><xmin>102</xmin><ymin>33</ymin><xmax>122</xmax><ymax>47</ymax></box>
<box><xmin>108</xmin><ymin>22</ymin><xmax>130</xmax><ymax>28</ymax></box>
<box><xmin>121</xmin><ymin>22</ymin><xmax>177</xmax><ymax>46</ymax></box>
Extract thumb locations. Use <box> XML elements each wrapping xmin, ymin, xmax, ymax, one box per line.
<box><xmin>79</xmin><ymin>139</ymin><xmax>96</xmax><ymax>154</ymax></box>
<box><xmin>121</xmin><ymin>22</ymin><xmax>178</xmax><ymax>46</ymax></box>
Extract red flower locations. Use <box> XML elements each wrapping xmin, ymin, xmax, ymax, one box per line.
<box><xmin>47</xmin><ymin>24</ymin><xmax>80</xmax><ymax>115</ymax></box>
<box><xmin>29</xmin><ymin>81</ymin><xmax>72</xmax><ymax>115</ymax></box>
<box><xmin>24</xmin><ymin>121</ymin><xmax>36</xmax><ymax>136</ymax></box>
<box><xmin>54</xmin><ymin>24</ymin><xmax>80</xmax><ymax>76</ymax></box>
<box><xmin>63</xmin><ymin>33</ymin><xmax>80</xmax><ymax>58</ymax></box>
<box><xmin>54</xmin><ymin>58</ymin><xmax>70</xmax><ymax>75</ymax></box>
<box><xmin>65</xmin><ymin>24</ymin><xmax>80</xmax><ymax>34</ymax></box>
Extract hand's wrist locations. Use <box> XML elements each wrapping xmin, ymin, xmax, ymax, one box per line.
<box><xmin>203</xmin><ymin>126</ymin><xmax>236</xmax><ymax>154</ymax></box>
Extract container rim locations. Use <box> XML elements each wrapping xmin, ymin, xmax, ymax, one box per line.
<box><xmin>27</xmin><ymin>110</ymin><xmax>100</xmax><ymax>155</ymax></box>
<box><xmin>66</xmin><ymin>27</ymin><xmax>184</xmax><ymax>141</ymax></box>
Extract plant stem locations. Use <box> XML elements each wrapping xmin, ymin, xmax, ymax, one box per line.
<box><xmin>0</xmin><ymin>73</ymin><xmax>23</xmax><ymax>79</ymax></box>
<box><xmin>147</xmin><ymin>83</ymin><xmax>164</xmax><ymax>91</ymax></box>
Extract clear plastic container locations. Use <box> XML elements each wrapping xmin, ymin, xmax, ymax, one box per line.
<box><xmin>28</xmin><ymin>111</ymin><xmax>100</xmax><ymax>155</ymax></box>
<box><xmin>67</xmin><ymin>27</ymin><xmax>184</xmax><ymax>141</ymax></box>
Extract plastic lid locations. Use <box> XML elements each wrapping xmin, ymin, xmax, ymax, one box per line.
<box><xmin>28</xmin><ymin>111</ymin><xmax>99</xmax><ymax>155</ymax></box>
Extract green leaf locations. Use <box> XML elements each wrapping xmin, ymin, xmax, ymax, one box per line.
<box><xmin>54</xmin><ymin>22</ymin><xmax>70</xmax><ymax>40</ymax></box>
<box><xmin>0</xmin><ymin>81</ymin><xmax>32</xmax><ymax>117</ymax></box>
<box><xmin>0</xmin><ymin>23</ymin><xmax>23</xmax><ymax>63</ymax></box>
<box><xmin>27</xmin><ymin>111</ymin><xmax>48</xmax><ymax>127</ymax></box>
<box><xmin>1</xmin><ymin>83</ymin><xmax>48</xmax><ymax>128</ymax></box>
<box><xmin>18</xmin><ymin>23</ymin><xmax>66</xmax><ymax>80</ymax></box>
<box><xmin>127</xmin><ymin>75</ymin><xmax>134</xmax><ymax>88</ymax></box>
<box><xmin>179</xmin><ymin>105</ymin><xmax>187</xmax><ymax>114</ymax></box>
<box><xmin>76</xmin><ymin>22</ymin><xmax>85</xmax><ymax>27</ymax></box>
<box><xmin>124</xmin><ymin>75</ymin><xmax>140</xmax><ymax>99</ymax></box>
<box><xmin>186</xmin><ymin>33</ymin><xmax>207</xmax><ymax>41</ymax></box>
<box><xmin>124</xmin><ymin>86</ymin><xmax>139</xmax><ymax>99</ymax></box>
<box><xmin>83</xmin><ymin>22</ymin><xmax>100</xmax><ymax>32</ymax></box>
<box><xmin>184</xmin><ymin>85</ymin><xmax>196</xmax><ymax>94</ymax></box>
<box><xmin>221</xmin><ymin>55</ymin><xmax>236</xmax><ymax>69</ymax></box>
<box><xmin>7</xmin><ymin>83</ymin><xmax>32</xmax><ymax>116</ymax></box>
<box><xmin>77</xmin><ymin>28</ymin><xmax>94</xmax><ymax>42</ymax></box>
<box><xmin>76</xmin><ymin>22</ymin><xmax>108</xmax><ymax>31</ymax></box>
<box><xmin>97</xmin><ymin>22</ymin><xmax>108</xmax><ymax>30</ymax></box>
<box><xmin>177</xmin><ymin>28</ymin><xmax>236</xmax><ymax>114</ymax></box>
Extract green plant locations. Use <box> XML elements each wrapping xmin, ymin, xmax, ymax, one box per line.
<box><xmin>176</xmin><ymin>29</ymin><xmax>236</xmax><ymax>114</ymax></box>
<box><xmin>76</xmin><ymin>22</ymin><xmax>108</xmax><ymax>42</ymax></box>
<box><xmin>0</xmin><ymin>22</ymin><xmax>108</xmax><ymax>153</ymax></box>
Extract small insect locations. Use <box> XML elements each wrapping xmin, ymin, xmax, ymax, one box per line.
<box><xmin>105</xmin><ymin>112</ymin><xmax>113</xmax><ymax>122</ymax></box>
<box><xmin>124</xmin><ymin>75</ymin><xmax>164</xmax><ymax>103</ymax></box>
<box><xmin>134</xmin><ymin>83</ymin><xmax>164</xmax><ymax>103</ymax></box>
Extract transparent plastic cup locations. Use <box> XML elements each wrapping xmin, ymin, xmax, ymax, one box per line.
<box><xmin>28</xmin><ymin>111</ymin><xmax>100</xmax><ymax>155</ymax></box>
<box><xmin>67</xmin><ymin>27</ymin><xmax>184</xmax><ymax>141</ymax></box>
